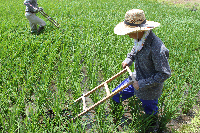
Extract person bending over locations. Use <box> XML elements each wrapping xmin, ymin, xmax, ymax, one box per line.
<box><xmin>112</xmin><ymin>9</ymin><xmax>171</xmax><ymax>132</ymax></box>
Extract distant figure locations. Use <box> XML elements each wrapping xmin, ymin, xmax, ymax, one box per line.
<box><xmin>112</xmin><ymin>9</ymin><xmax>171</xmax><ymax>132</ymax></box>
<box><xmin>24</xmin><ymin>0</ymin><xmax>46</xmax><ymax>35</ymax></box>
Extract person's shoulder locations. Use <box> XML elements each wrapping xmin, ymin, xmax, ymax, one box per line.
<box><xmin>149</xmin><ymin>32</ymin><xmax>163</xmax><ymax>48</ymax></box>
<box><xmin>149</xmin><ymin>32</ymin><xmax>169</xmax><ymax>53</ymax></box>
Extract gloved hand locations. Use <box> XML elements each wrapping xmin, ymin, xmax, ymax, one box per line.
<box><xmin>33</xmin><ymin>7</ymin><xmax>39</xmax><ymax>13</ymax></box>
<box><xmin>38</xmin><ymin>7</ymin><xmax>44</xmax><ymax>11</ymax></box>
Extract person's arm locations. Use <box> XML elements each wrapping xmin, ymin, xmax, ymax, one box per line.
<box><xmin>122</xmin><ymin>46</ymin><xmax>136</xmax><ymax>68</ymax></box>
<box><xmin>24</xmin><ymin>0</ymin><xmax>38</xmax><ymax>13</ymax></box>
<box><xmin>138</xmin><ymin>42</ymin><xmax>171</xmax><ymax>89</ymax></box>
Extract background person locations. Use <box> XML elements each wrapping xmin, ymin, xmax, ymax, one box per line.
<box><xmin>112</xmin><ymin>9</ymin><xmax>171</xmax><ymax>132</ymax></box>
<box><xmin>24</xmin><ymin>0</ymin><xmax>46</xmax><ymax>35</ymax></box>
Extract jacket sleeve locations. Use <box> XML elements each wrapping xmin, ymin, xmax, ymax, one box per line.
<box><xmin>24</xmin><ymin>0</ymin><xmax>38</xmax><ymax>12</ymax></box>
<box><xmin>123</xmin><ymin>46</ymin><xmax>136</xmax><ymax>66</ymax></box>
<box><xmin>138</xmin><ymin>41</ymin><xmax>171</xmax><ymax>89</ymax></box>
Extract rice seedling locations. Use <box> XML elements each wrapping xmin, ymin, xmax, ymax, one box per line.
<box><xmin>0</xmin><ymin>0</ymin><xmax>199</xmax><ymax>132</ymax></box>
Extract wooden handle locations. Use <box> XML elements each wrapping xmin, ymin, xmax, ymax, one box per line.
<box><xmin>126</xmin><ymin>66</ymin><xmax>132</xmax><ymax>76</ymax></box>
<box><xmin>39</xmin><ymin>10</ymin><xmax>60</xmax><ymax>28</ymax></box>
<box><xmin>74</xmin><ymin>68</ymin><xmax>128</xmax><ymax>103</ymax></box>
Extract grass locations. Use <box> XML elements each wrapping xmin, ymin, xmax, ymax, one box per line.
<box><xmin>0</xmin><ymin>0</ymin><xmax>199</xmax><ymax>132</ymax></box>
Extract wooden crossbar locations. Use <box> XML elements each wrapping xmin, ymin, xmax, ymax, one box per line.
<box><xmin>73</xmin><ymin>66</ymin><xmax>135</xmax><ymax>120</ymax></box>
<box><xmin>81</xmin><ymin>94</ymin><xmax>86</xmax><ymax>111</ymax></box>
<box><xmin>104</xmin><ymin>83</ymin><xmax>110</xmax><ymax>96</ymax></box>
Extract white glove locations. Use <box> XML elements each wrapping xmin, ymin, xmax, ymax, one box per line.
<box><xmin>33</xmin><ymin>7</ymin><xmax>39</xmax><ymax>13</ymax></box>
<box><xmin>38</xmin><ymin>7</ymin><xmax>44</xmax><ymax>11</ymax></box>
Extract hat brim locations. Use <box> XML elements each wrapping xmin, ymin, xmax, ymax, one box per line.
<box><xmin>114</xmin><ymin>21</ymin><xmax>160</xmax><ymax>35</ymax></box>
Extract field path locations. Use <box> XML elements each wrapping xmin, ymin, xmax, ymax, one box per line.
<box><xmin>157</xmin><ymin>0</ymin><xmax>200</xmax><ymax>10</ymax></box>
<box><xmin>165</xmin><ymin>0</ymin><xmax>200</xmax><ymax>4</ymax></box>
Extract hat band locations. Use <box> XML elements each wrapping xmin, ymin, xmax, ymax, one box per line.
<box><xmin>124</xmin><ymin>19</ymin><xmax>146</xmax><ymax>27</ymax></box>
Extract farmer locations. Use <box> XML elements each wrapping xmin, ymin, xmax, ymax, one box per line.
<box><xmin>112</xmin><ymin>9</ymin><xmax>171</xmax><ymax>132</ymax></box>
<box><xmin>24</xmin><ymin>0</ymin><xmax>46</xmax><ymax>35</ymax></box>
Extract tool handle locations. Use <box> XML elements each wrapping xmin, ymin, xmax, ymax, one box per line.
<box><xmin>74</xmin><ymin>67</ymin><xmax>128</xmax><ymax>102</ymax></box>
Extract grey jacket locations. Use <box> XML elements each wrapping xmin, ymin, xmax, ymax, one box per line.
<box><xmin>24</xmin><ymin>0</ymin><xmax>38</xmax><ymax>13</ymax></box>
<box><xmin>123</xmin><ymin>30</ymin><xmax>171</xmax><ymax>100</ymax></box>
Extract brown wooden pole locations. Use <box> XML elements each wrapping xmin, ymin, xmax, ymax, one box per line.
<box><xmin>74</xmin><ymin>68</ymin><xmax>128</xmax><ymax>103</ymax></box>
<box><xmin>126</xmin><ymin>66</ymin><xmax>132</xmax><ymax>76</ymax></box>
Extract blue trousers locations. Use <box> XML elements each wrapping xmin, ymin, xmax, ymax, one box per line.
<box><xmin>112</xmin><ymin>78</ymin><xmax>158</xmax><ymax>115</ymax></box>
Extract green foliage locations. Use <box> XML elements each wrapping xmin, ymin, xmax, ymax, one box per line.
<box><xmin>0</xmin><ymin>0</ymin><xmax>199</xmax><ymax>132</ymax></box>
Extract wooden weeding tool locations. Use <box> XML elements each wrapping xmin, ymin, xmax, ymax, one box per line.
<box><xmin>39</xmin><ymin>10</ymin><xmax>60</xmax><ymax>28</ymax></box>
<box><xmin>73</xmin><ymin>66</ymin><xmax>135</xmax><ymax>120</ymax></box>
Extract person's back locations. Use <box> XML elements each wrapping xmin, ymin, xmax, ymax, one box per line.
<box><xmin>24</xmin><ymin>0</ymin><xmax>38</xmax><ymax>13</ymax></box>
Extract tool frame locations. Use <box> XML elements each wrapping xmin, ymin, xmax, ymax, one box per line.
<box><xmin>73</xmin><ymin>66</ymin><xmax>135</xmax><ymax>120</ymax></box>
<box><xmin>39</xmin><ymin>10</ymin><xmax>60</xmax><ymax>28</ymax></box>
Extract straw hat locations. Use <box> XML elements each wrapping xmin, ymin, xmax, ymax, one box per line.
<box><xmin>114</xmin><ymin>9</ymin><xmax>160</xmax><ymax>35</ymax></box>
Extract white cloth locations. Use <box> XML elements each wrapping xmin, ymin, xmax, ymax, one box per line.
<box><xmin>134</xmin><ymin>30</ymin><xmax>150</xmax><ymax>52</ymax></box>
<box><xmin>25</xmin><ymin>12</ymin><xmax>46</xmax><ymax>31</ymax></box>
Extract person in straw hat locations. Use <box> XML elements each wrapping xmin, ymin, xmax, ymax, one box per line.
<box><xmin>111</xmin><ymin>9</ymin><xmax>171</xmax><ymax>132</ymax></box>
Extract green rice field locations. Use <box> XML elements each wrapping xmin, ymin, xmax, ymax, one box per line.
<box><xmin>0</xmin><ymin>0</ymin><xmax>199</xmax><ymax>132</ymax></box>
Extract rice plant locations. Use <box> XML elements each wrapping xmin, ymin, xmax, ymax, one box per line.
<box><xmin>0</xmin><ymin>0</ymin><xmax>199</xmax><ymax>132</ymax></box>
